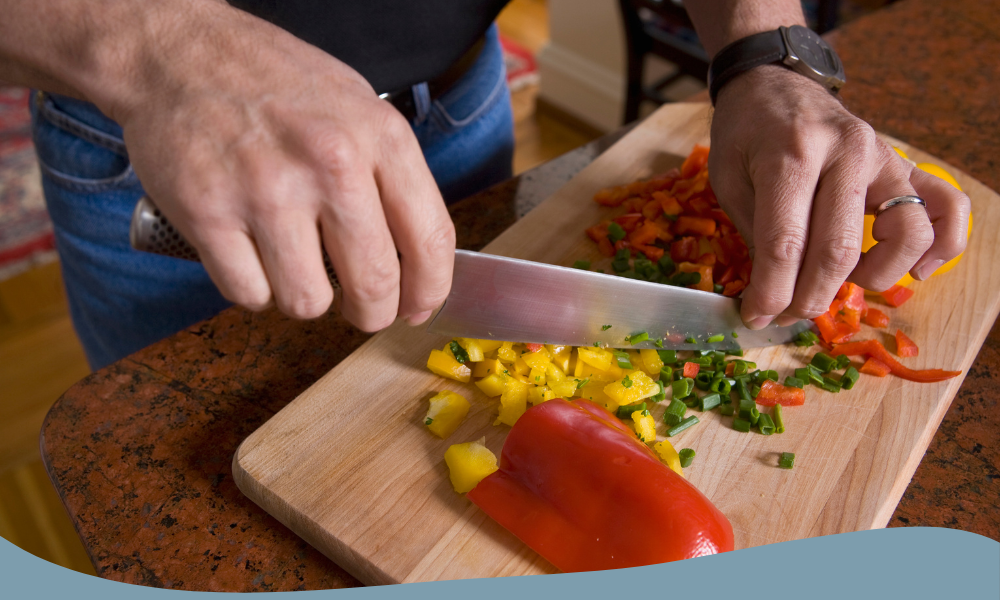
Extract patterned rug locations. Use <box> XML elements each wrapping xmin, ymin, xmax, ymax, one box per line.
<box><xmin>500</xmin><ymin>35</ymin><xmax>539</xmax><ymax>92</ymax></box>
<box><xmin>0</xmin><ymin>86</ymin><xmax>55</xmax><ymax>282</ymax></box>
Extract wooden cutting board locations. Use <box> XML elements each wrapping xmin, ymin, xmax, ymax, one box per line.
<box><xmin>233</xmin><ymin>103</ymin><xmax>1000</xmax><ymax>585</ymax></box>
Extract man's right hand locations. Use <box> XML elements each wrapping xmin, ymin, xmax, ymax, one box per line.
<box><xmin>2</xmin><ymin>0</ymin><xmax>456</xmax><ymax>331</ymax></box>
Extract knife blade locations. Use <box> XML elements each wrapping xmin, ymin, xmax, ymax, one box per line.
<box><xmin>427</xmin><ymin>250</ymin><xmax>810</xmax><ymax>350</ymax></box>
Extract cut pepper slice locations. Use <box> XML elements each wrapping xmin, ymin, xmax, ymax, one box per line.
<box><xmin>830</xmin><ymin>340</ymin><xmax>960</xmax><ymax>383</ymax></box>
<box><xmin>467</xmin><ymin>399</ymin><xmax>733</xmax><ymax>572</ymax></box>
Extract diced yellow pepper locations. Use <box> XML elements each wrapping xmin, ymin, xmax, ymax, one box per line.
<box><xmin>427</xmin><ymin>349</ymin><xmax>471</xmax><ymax>383</ymax></box>
<box><xmin>577</xmin><ymin>383</ymin><xmax>618</xmax><ymax>412</ymax></box>
<box><xmin>521</xmin><ymin>347</ymin><xmax>552</xmax><ymax>370</ymax></box>
<box><xmin>495</xmin><ymin>378</ymin><xmax>528</xmax><ymax>426</ymax></box>
<box><xmin>497</xmin><ymin>341</ymin><xmax>518</xmax><ymax>363</ymax></box>
<box><xmin>632</xmin><ymin>410</ymin><xmax>656</xmax><ymax>444</ymax></box>
<box><xmin>527</xmin><ymin>385</ymin><xmax>556</xmax><ymax>404</ymax></box>
<box><xmin>546</xmin><ymin>363</ymin><xmax>567</xmax><ymax>383</ymax></box>
<box><xmin>444</xmin><ymin>437</ymin><xmax>498</xmax><ymax>493</ymax></box>
<box><xmin>466</xmin><ymin>338</ymin><xmax>503</xmax><ymax>354</ymax></box>
<box><xmin>627</xmin><ymin>350</ymin><xmax>643</xmax><ymax>372</ymax></box>
<box><xmin>603</xmin><ymin>370</ymin><xmax>659</xmax><ymax>405</ymax></box>
<box><xmin>574</xmin><ymin>360</ymin><xmax>621</xmax><ymax>383</ymax></box>
<box><xmin>529</xmin><ymin>367</ymin><xmax>547</xmax><ymax>385</ymax></box>
<box><xmin>573</xmin><ymin>351</ymin><xmax>587</xmax><ymax>377</ymax></box>
<box><xmin>454</xmin><ymin>339</ymin><xmax>484</xmax><ymax>362</ymax></box>
<box><xmin>473</xmin><ymin>358</ymin><xmax>505</xmax><ymax>378</ymax></box>
<box><xmin>475</xmin><ymin>372</ymin><xmax>507</xmax><ymax>397</ymax></box>
<box><xmin>549</xmin><ymin>378</ymin><xmax>579</xmax><ymax>399</ymax></box>
<box><xmin>546</xmin><ymin>345</ymin><xmax>572</xmax><ymax>372</ymax></box>
<box><xmin>639</xmin><ymin>349</ymin><xmax>663</xmax><ymax>376</ymax></box>
<box><xmin>514</xmin><ymin>356</ymin><xmax>531</xmax><ymax>376</ymax></box>
<box><xmin>577</xmin><ymin>346</ymin><xmax>614</xmax><ymax>372</ymax></box>
<box><xmin>424</xmin><ymin>391</ymin><xmax>471</xmax><ymax>439</ymax></box>
<box><xmin>653</xmin><ymin>439</ymin><xmax>684</xmax><ymax>477</ymax></box>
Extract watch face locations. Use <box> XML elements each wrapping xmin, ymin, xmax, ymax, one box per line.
<box><xmin>785</xmin><ymin>25</ymin><xmax>841</xmax><ymax>77</ymax></box>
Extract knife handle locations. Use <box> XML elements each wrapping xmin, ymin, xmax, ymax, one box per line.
<box><xmin>129</xmin><ymin>196</ymin><xmax>340</xmax><ymax>287</ymax></box>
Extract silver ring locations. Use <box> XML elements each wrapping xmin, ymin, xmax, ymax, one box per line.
<box><xmin>874</xmin><ymin>195</ymin><xmax>926</xmax><ymax>218</ymax></box>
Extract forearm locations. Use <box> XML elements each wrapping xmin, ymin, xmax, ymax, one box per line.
<box><xmin>0</xmin><ymin>0</ymin><xmax>258</xmax><ymax>122</ymax></box>
<box><xmin>684</xmin><ymin>0</ymin><xmax>807</xmax><ymax>56</ymax></box>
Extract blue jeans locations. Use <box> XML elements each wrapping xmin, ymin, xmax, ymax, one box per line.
<box><xmin>31</xmin><ymin>25</ymin><xmax>513</xmax><ymax>370</ymax></box>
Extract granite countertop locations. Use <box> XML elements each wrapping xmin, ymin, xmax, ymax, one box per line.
<box><xmin>41</xmin><ymin>0</ymin><xmax>999</xmax><ymax>590</ymax></box>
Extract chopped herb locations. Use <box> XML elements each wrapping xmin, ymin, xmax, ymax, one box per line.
<box><xmin>654</xmin><ymin>339</ymin><xmax>664</xmax><ymax>348</ymax></box>
<box><xmin>810</xmin><ymin>352</ymin><xmax>838</xmax><ymax>373</ymax></box>
<box><xmin>622</xmin><ymin>375</ymin><xmax>633</xmax><ymax>388</ymax></box>
<box><xmin>424</xmin><ymin>418</ymin><xmax>433</xmax><ymax>425</ymax></box>
<box><xmin>572</xmin><ymin>259</ymin><xmax>592</xmax><ymax>270</ymax></box>
<box><xmin>713</xmin><ymin>283</ymin><xmax>725</xmax><ymax>294</ymax></box>
<box><xmin>535</xmin><ymin>376</ymin><xmax>541</xmax><ymax>381</ymax></box>
<box><xmin>628</xmin><ymin>331</ymin><xmax>649</xmax><ymax>345</ymax></box>
<box><xmin>575</xmin><ymin>378</ymin><xmax>590</xmax><ymax>389</ymax></box>
<box><xmin>784</xmin><ymin>376</ymin><xmax>805</xmax><ymax>389</ymax></box>
<box><xmin>657</xmin><ymin>349</ymin><xmax>677</xmax><ymax>364</ymax></box>
<box><xmin>685</xmin><ymin>337</ymin><xmax>698</xmax><ymax>344</ymax></box>
<box><xmin>733</xmin><ymin>418</ymin><xmax>752</xmax><ymax>433</ymax></box>
<box><xmin>601</xmin><ymin>324</ymin><xmax>612</xmax><ymax>331</ymax></box>
<box><xmin>794</xmin><ymin>330</ymin><xmax>820</xmax><ymax>347</ymax></box>
<box><xmin>758</xmin><ymin>413</ymin><xmax>775</xmax><ymax>435</ymax></box>
<box><xmin>732</xmin><ymin>331</ymin><xmax>739</xmax><ymax>338</ymax></box>
<box><xmin>449</xmin><ymin>341</ymin><xmax>470</xmax><ymax>364</ymax></box>
<box><xmin>773</xmin><ymin>404</ymin><xmax>786</xmax><ymax>434</ymax></box>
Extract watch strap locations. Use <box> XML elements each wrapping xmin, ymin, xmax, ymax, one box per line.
<box><xmin>708</xmin><ymin>29</ymin><xmax>787</xmax><ymax>105</ymax></box>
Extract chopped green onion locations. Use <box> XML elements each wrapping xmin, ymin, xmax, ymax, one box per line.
<box><xmin>663</xmin><ymin>398</ymin><xmax>687</xmax><ymax>425</ymax></box>
<box><xmin>425</xmin><ymin>417</ymin><xmax>433</xmax><ymax>425</ymax></box>
<box><xmin>654</xmin><ymin>339</ymin><xmax>663</xmax><ymax>348</ymax></box>
<box><xmin>694</xmin><ymin>372</ymin><xmax>713</xmax><ymax>390</ymax></box>
<box><xmin>735</xmin><ymin>378</ymin><xmax>752</xmax><ymax>402</ymax></box>
<box><xmin>691</xmin><ymin>355</ymin><xmax>714</xmax><ymax>366</ymax></box>
<box><xmin>667</xmin><ymin>416</ymin><xmax>700</xmax><ymax>437</ymax></box>
<box><xmin>657</xmin><ymin>255</ymin><xmax>675</xmax><ymax>274</ymax></box>
<box><xmin>749</xmin><ymin>406</ymin><xmax>760</xmax><ymax>425</ymax></box>
<box><xmin>732</xmin><ymin>360</ymin><xmax>749</xmax><ymax>377</ymax></box>
<box><xmin>841</xmin><ymin>366</ymin><xmax>860</xmax><ymax>390</ymax></box>
<box><xmin>733</xmin><ymin>418</ymin><xmax>751</xmax><ymax>433</ymax></box>
<box><xmin>793</xmin><ymin>367</ymin><xmax>811</xmax><ymax>381</ymax></box>
<box><xmin>713</xmin><ymin>283</ymin><xmax>724</xmax><ymax>294</ymax></box>
<box><xmin>751</xmin><ymin>384</ymin><xmax>760</xmax><ymax>398</ymax></box>
<box><xmin>449</xmin><ymin>341</ymin><xmax>470</xmax><ymax>364</ymax></box>
<box><xmin>670</xmin><ymin>272</ymin><xmax>702</xmax><ymax>287</ymax></box>
<box><xmin>738</xmin><ymin>398</ymin><xmax>755</xmax><ymax>420</ymax></box>
<box><xmin>726</xmin><ymin>348</ymin><xmax>745</xmax><ymax>357</ymax></box>
<box><xmin>835</xmin><ymin>354</ymin><xmax>852</xmax><ymax>370</ymax></box>
<box><xmin>757</xmin><ymin>413</ymin><xmax>775</xmax><ymax>435</ymax></box>
<box><xmin>794</xmin><ymin>330</ymin><xmax>820</xmax><ymax>347</ymax></box>
<box><xmin>616</xmin><ymin>402</ymin><xmax>647</xmax><ymax>419</ymax></box>
<box><xmin>779</xmin><ymin>452</ymin><xmax>795</xmax><ymax>469</ymax></box>
<box><xmin>650</xmin><ymin>380</ymin><xmax>666</xmax><ymax>402</ymax></box>
<box><xmin>732</xmin><ymin>331</ymin><xmax>739</xmax><ymax>339</ymax></box>
<box><xmin>611</xmin><ymin>248</ymin><xmax>631</xmax><ymax>273</ymax></box>
<box><xmin>607</xmin><ymin>222</ymin><xmax>626</xmax><ymax>243</ymax></box>
<box><xmin>575</xmin><ymin>378</ymin><xmax>590</xmax><ymax>389</ymax></box>
<box><xmin>810</xmin><ymin>352</ymin><xmax>838</xmax><ymax>373</ymax></box>
<box><xmin>660</xmin><ymin>366</ymin><xmax>674</xmax><ymax>381</ymax></box>
<box><xmin>820</xmin><ymin>376</ymin><xmax>841</xmax><ymax>393</ymax></box>
<box><xmin>707</xmin><ymin>334</ymin><xmax>725</xmax><ymax>343</ymax></box>
<box><xmin>784</xmin><ymin>376</ymin><xmax>805</xmax><ymax>389</ymax></box>
<box><xmin>698</xmin><ymin>393</ymin><xmax>722</xmax><ymax>411</ymax></box>
<box><xmin>720</xmin><ymin>404</ymin><xmax>735</xmax><ymax>416</ymax></box>
<box><xmin>685</xmin><ymin>336</ymin><xmax>698</xmax><ymax>344</ymax></box>
<box><xmin>612</xmin><ymin>350</ymin><xmax>633</xmax><ymax>370</ymax></box>
<box><xmin>572</xmin><ymin>260</ymin><xmax>592</xmax><ymax>270</ymax></box>
<box><xmin>710</xmin><ymin>377</ymin><xmax>732</xmax><ymax>395</ymax></box>
<box><xmin>679</xmin><ymin>448</ymin><xmax>696</xmax><ymax>468</ymax></box>
<box><xmin>622</xmin><ymin>375</ymin><xmax>633</xmax><ymax>388</ymax></box>
<box><xmin>773</xmin><ymin>404</ymin><xmax>785</xmax><ymax>434</ymax></box>
<box><xmin>601</xmin><ymin>324</ymin><xmax>612</xmax><ymax>331</ymax></box>
<box><xmin>657</xmin><ymin>349</ymin><xmax>677</xmax><ymax>364</ymax></box>
<box><xmin>628</xmin><ymin>332</ymin><xmax>649</xmax><ymax>345</ymax></box>
<box><xmin>671</xmin><ymin>378</ymin><xmax>694</xmax><ymax>398</ymax></box>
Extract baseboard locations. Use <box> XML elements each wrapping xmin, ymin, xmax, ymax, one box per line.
<box><xmin>536</xmin><ymin>42</ymin><xmax>625</xmax><ymax>133</ymax></box>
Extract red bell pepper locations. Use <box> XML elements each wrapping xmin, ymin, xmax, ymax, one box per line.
<box><xmin>682</xmin><ymin>361</ymin><xmax>700</xmax><ymax>378</ymax></box>
<box><xmin>829</xmin><ymin>340</ymin><xmax>960</xmax><ymax>383</ymax></box>
<box><xmin>895</xmin><ymin>330</ymin><xmax>919</xmax><ymax>357</ymax></box>
<box><xmin>859</xmin><ymin>357</ymin><xmax>892</xmax><ymax>377</ymax></box>
<box><xmin>674</xmin><ymin>216</ymin><xmax>717</xmax><ymax>237</ymax></box>
<box><xmin>613</xmin><ymin>213</ymin><xmax>644</xmax><ymax>233</ymax></box>
<box><xmin>880</xmin><ymin>284</ymin><xmax>915</xmax><ymax>307</ymax></box>
<box><xmin>754</xmin><ymin>380</ymin><xmax>806</xmax><ymax>406</ymax></box>
<box><xmin>680</xmin><ymin>144</ymin><xmax>709</xmax><ymax>179</ymax></box>
<box><xmin>525</xmin><ymin>343</ymin><xmax>544</xmax><ymax>353</ymax></box>
<box><xmin>467</xmin><ymin>399</ymin><xmax>734</xmax><ymax>571</ymax></box>
<box><xmin>862</xmin><ymin>308</ymin><xmax>889</xmax><ymax>328</ymax></box>
<box><xmin>670</xmin><ymin>236</ymin><xmax>700</xmax><ymax>263</ymax></box>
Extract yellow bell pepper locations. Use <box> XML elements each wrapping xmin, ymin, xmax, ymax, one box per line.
<box><xmin>632</xmin><ymin>410</ymin><xmax>656</xmax><ymax>444</ymax></box>
<box><xmin>496</xmin><ymin>378</ymin><xmax>528</xmax><ymax>426</ymax></box>
<box><xmin>603</xmin><ymin>370</ymin><xmax>658</xmax><ymax>406</ymax></box>
<box><xmin>577</xmin><ymin>346</ymin><xmax>613</xmax><ymax>371</ymax></box>
<box><xmin>473</xmin><ymin>358</ymin><xmax>505</xmax><ymax>378</ymax></box>
<box><xmin>521</xmin><ymin>346</ymin><xmax>552</xmax><ymax>370</ymax></box>
<box><xmin>639</xmin><ymin>349</ymin><xmax>663</xmax><ymax>376</ymax></box>
<box><xmin>424</xmin><ymin>391</ymin><xmax>471</xmax><ymax>439</ymax></box>
<box><xmin>546</xmin><ymin>363</ymin><xmax>567</xmax><ymax>383</ymax></box>
<box><xmin>427</xmin><ymin>349</ymin><xmax>471</xmax><ymax>383</ymax></box>
<box><xmin>497</xmin><ymin>341</ymin><xmax>518</xmax><ymax>363</ymax></box>
<box><xmin>527</xmin><ymin>385</ymin><xmax>556</xmax><ymax>405</ymax></box>
<box><xmin>548</xmin><ymin>378</ymin><xmax>580</xmax><ymax>399</ymax></box>
<box><xmin>463</xmin><ymin>338</ymin><xmax>503</xmax><ymax>355</ymax></box>
<box><xmin>514</xmin><ymin>356</ymin><xmax>531</xmax><ymax>376</ymax></box>
<box><xmin>577</xmin><ymin>382</ymin><xmax>618</xmax><ymax>411</ymax></box>
<box><xmin>453</xmin><ymin>338</ymin><xmax>484</xmax><ymax>362</ymax></box>
<box><xmin>444</xmin><ymin>437</ymin><xmax>498</xmax><ymax>493</ymax></box>
<box><xmin>653</xmin><ymin>439</ymin><xmax>684</xmax><ymax>477</ymax></box>
<box><xmin>546</xmin><ymin>345</ymin><xmax>572</xmax><ymax>372</ymax></box>
<box><xmin>475</xmin><ymin>372</ymin><xmax>508</xmax><ymax>397</ymax></box>
<box><xmin>529</xmin><ymin>367</ymin><xmax>547</xmax><ymax>385</ymax></box>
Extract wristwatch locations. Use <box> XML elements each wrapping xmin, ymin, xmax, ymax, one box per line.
<box><xmin>708</xmin><ymin>25</ymin><xmax>846</xmax><ymax>105</ymax></box>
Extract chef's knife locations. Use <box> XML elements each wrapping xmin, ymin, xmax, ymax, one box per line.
<box><xmin>427</xmin><ymin>250</ymin><xmax>809</xmax><ymax>350</ymax></box>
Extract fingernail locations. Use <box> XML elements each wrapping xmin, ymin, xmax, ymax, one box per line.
<box><xmin>774</xmin><ymin>315</ymin><xmax>799</xmax><ymax>327</ymax></box>
<box><xmin>746</xmin><ymin>315</ymin><xmax>775</xmax><ymax>330</ymax></box>
<box><xmin>404</xmin><ymin>310</ymin><xmax>433</xmax><ymax>326</ymax></box>
<box><xmin>915</xmin><ymin>259</ymin><xmax>945</xmax><ymax>281</ymax></box>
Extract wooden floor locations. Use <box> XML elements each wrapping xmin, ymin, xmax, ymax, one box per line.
<box><xmin>0</xmin><ymin>0</ymin><xmax>593</xmax><ymax>578</ymax></box>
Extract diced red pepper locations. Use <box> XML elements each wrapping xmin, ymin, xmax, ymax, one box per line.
<box><xmin>862</xmin><ymin>308</ymin><xmax>889</xmax><ymax>328</ymax></box>
<box><xmin>593</xmin><ymin>186</ymin><xmax>629</xmax><ymax>207</ymax></box>
<box><xmin>585</xmin><ymin>221</ymin><xmax>610</xmax><ymax>244</ymax></box>
<box><xmin>674</xmin><ymin>216</ymin><xmax>717</xmax><ymax>237</ymax></box>
<box><xmin>682</xmin><ymin>362</ymin><xmax>700</xmax><ymax>378</ymax></box>
<box><xmin>722</xmin><ymin>280</ymin><xmax>746</xmax><ymax>297</ymax></box>
<box><xmin>633</xmin><ymin>243</ymin><xmax>664</xmax><ymax>262</ymax></box>
<box><xmin>652</xmin><ymin>191</ymin><xmax>683</xmax><ymax>216</ymax></box>
<box><xmin>680</xmin><ymin>144</ymin><xmax>710</xmax><ymax>179</ymax></box>
<box><xmin>895</xmin><ymin>330</ymin><xmax>919</xmax><ymax>357</ymax></box>
<box><xmin>622</xmin><ymin>196</ymin><xmax>646</xmax><ymax>213</ymax></box>
<box><xmin>596</xmin><ymin>236</ymin><xmax>615</xmax><ymax>257</ymax></box>
<box><xmin>696</xmin><ymin>252</ymin><xmax>717</xmax><ymax>267</ymax></box>
<box><xmin>525</xmin><ymin>343</ymin><xmax>544</xmax><ymax>353</ymax></box>
<box><xmin>467</xmin><ymin>399</ymin><xmax>734</xmax><ymax>571</ymax></box>
<box><xmin>880</xmin><ymin>284</ymin><xmax>915</xmax><ymax>307</ymax></box>
<box><xmin>670</xmin><ymin>236</ymin><xmax>700</xmax><ymax>263</ymax></box>
<box><xmin>629</xmin><ymin>220</ymin><xmax>668</xmax><ymax>246</ymax></box>
<box><xmin>686</xmin><ymin>195</ymin><xmax>713</xmax><ymax>216</ymax></box>
<box><xmin>641</xmin><ymin>199</ymin><xmax>662</xmax><ymax>221</ymax></box>
<box><xmin>829</xmin><ymin>340</ymin><xmax>960</xmax><ymax>383</ymax></box>
<box><xmin>859</xmin><ymin>357</ymin><xmax>892</xmax><ymax>377</ymax></box>
<box><xmin>613</xmin><ymin>213</ymin><xmax>644</xmax><ymax>233</ymax></box>
<box><xmin>813</xmin><ymin>312</ymin><xmax>839</xmax><ymax>344</ymax></box>
<box><xmin>754</xmin><ymin>380</ymin><xmax>806</xmax><ymax>406</ymax></box>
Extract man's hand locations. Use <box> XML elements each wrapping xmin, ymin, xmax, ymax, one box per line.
<box><xmin>0</xmin><ymin>0</ymin><xmax>455</xmax><ymax>331</ymax></box>
<box><xmin>709</xmin><ymin>66</ymin><xmax>970</xmax><ymax>328</ymax></box>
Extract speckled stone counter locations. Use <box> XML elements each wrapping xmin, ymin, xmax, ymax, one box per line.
<box><xmin>41</xmin><ymin>0</ymin><xmax>998</xmax><ymax>590</ymax></box>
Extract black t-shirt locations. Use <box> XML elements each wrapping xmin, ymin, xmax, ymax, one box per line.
<box><xmin>228</xmin><ymin>0</ymin><xmax>510</xmax><ymax>93</ymax></box>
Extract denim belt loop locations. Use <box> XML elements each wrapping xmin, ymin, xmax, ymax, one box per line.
<box><xmin>411</xmin><ymin>82</ymin><xmax>432</xmax><ymax>125</ymax></box>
